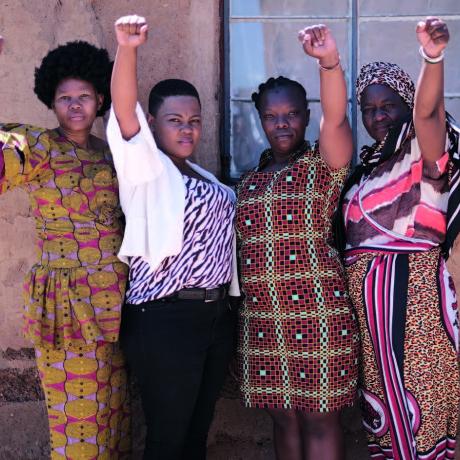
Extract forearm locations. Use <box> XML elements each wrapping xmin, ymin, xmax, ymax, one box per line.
<box><xmin>298</xmin><ymin>24</ymin><xmax>352</xmax><ymax>167</ymax></box>
<box><xmin>414</xmin><ymin>59</ymin><xmax>446</xmax><ymax>162</ymax></box>
<box><xmin>414</xmin><ymin>60</ymin><xmax>445</xmax><ymax>120</ymax></box>
<box><xmin>413</xmin><ymin>16</ymin><xmax>449</xmax><ymax>161</ymax></box>
<box><xmin>319</xmin><ymin>55</ymin><xmax>348</xmax><ymax>127</ymax></box>
<box><xmin>318</xmin><ymin>55</ymin><xmax>352</xmax><ymax>168</ymax></box>
<box><xmin>111</xmin><ymin>46</ymin><xmax>140</xmax><ymax>139</ymax></box>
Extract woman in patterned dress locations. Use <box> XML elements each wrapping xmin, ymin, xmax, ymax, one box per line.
<box><xmin>0</xmin><ymin>38</ymin><xmax>130</xmax><ymax>458</ymax></box>
<box><xmin>235</xmin><ymin>25</ymin><xmax>359</xmax><ymax>460</ymax></box>
<box><xmin>106</xmin><ymin>16</ymin><xmax>239</xmax><ymax>460</ymax></box>
<box><xmin>337</xmin><ymin>17</ymin><xmax>460</xmax><ymax>459</ymax></box>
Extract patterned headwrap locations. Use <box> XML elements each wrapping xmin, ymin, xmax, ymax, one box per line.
<box><xmin>356</xmin><ymin>61</ymin><xmax>415</xmax><ymax>109</ymax></box>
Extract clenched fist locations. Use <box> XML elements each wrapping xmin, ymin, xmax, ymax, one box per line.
<box><xmin>298</xmin><ymin>24</ymin><xmax>339</xmax><ymax>68</ymax></box>
<box><xmin>416</xmin><ymin>17</ymin><xmax>449</xmax><ymax>59</ymax></box>
<box><xmin>115</xmin><ymin>15</ymin><xmax>148</xmax><ymax>48</ymax></box>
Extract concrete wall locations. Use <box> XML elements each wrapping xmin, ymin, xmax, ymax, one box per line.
<box><xmin>0</xmin><ymin>1</ymin><xmax>229</xmax><ymax>458</ymax></box>
<box><xmin>0</xmin><ymin>1</ymin><xmax>459</xmax><ymax>459</ymax></box>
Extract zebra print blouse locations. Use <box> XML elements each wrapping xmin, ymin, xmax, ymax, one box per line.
<box><xmin>126</xmin><ymin>175</ymin><xmax>235</xmax><ymax>304</ymax></box>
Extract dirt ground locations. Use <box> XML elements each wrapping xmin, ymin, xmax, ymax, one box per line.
<box><xmin>208</xmin><ymin>400</ymin><xmax>369</xmax><ymax>460</ymax></box>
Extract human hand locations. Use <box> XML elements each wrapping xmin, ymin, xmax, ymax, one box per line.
<box><xmin>114</xmin><ymin>15</ymin><xmax>148</xmax><ymax>48</ymax></box>
<box><xmin>298</xmin><ymin>24</ymin><xmax>339</xmax><ymax>68</ymax></box>
<box><xmin>416</xmin><ymin>17</ymin><xmax>449</xmax><ymax>59</ymax></box>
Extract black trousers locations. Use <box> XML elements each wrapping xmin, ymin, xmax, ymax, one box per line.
<box><xmin>120</xmin><ymin>297</ymin><xmax>236</xmax><ymax>460</ymax></box>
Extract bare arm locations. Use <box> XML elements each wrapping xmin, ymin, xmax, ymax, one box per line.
<box><xmin>112</xmin><ymin>15</ymin><xmax>148</xmax><ymax>140</ymax></box>
<box><xmin>414</xmin><ymin>17</ymin><xmax>449</xmax><ymax>163</ymax></box>
<box><xmin>298</xmin><ymin>25</ymin><xmax>352</xmax><ymax>169</ymax></box>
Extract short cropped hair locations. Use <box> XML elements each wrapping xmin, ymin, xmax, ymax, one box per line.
<box><xmin>34</xmin><ymin>41</ymin><xmax>112</xmax><ymax>117</ymax></box>
<box><xmin>148</xmin><ymin>79</ymin><xmax>201</xmax><ymax>116</ymax></box>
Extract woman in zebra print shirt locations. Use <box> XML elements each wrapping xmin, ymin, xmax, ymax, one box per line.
<box><xmin>107</xmin><ymin>15</ymin><xmax>239</xmax><ymax>460</ymax></box>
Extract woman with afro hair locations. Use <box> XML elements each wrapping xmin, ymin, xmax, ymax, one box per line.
<box><xmin>0</xmin><ymin>36</ymin><xmax>130</xmax><ymax>458</ymax></box>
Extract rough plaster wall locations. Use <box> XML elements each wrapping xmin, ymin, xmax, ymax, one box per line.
<box><xmin>93</xmin><ymin>0</ymin><xmax>222</xmax><ymax>172</ymax></box>
<box><xmin>0</xmin><ymin>1</ymin><xmax>111</xmax><ymax>350</ymax></box>
<box><xmin>0</xmin><ymin>1</ymin><xmax>459</xmax><ymax>459</ymax></box>
<box><xmin>0</xmin><ymin>1</ymin><xmax>225</xmax><ymax>458</ymax></box>
<box><xmin>0</xmin><ymin>0</ymin><xmax>221</xmax><ymax>348</ymax></box>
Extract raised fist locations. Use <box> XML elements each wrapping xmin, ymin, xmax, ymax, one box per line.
<box><xmin>115</xmin><ymin>15</ymin><xmax>148</xmax><ymax>48</ymax></box>
<box><xmin>416</xmin><ymin>17</ymin><xmax>449</xmax><ymax>59</ymax></box>
<box><xmin>298</xmin><ymin>24</ymin><xmax>339</xmax><ymax>67</ymax></box>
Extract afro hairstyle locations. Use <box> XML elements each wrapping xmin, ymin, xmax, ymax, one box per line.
<box><xmin>34</xmin><ymin>40</ymin><xmax>112</xmax><ymax>117</ymax></box>
<box><xmin>148</xmin><ymin>79</ymin><xmax>201</xmax><ymax>116</ymax></box>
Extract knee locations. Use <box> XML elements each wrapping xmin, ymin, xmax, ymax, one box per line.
<box><xmin>267</xmin><ymin>408</ymin><xmax>299</xmax><ymax>430</ymax></box>
<box><xmin>298</xmin><ymin>412</ymin><xmax>342</xmax><ymax>438</ymax></box>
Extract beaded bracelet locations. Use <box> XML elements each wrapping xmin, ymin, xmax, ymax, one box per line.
<box><xmin>419</xmin><ymin>46</ymin><xmax>444</xmax><ymax>64</ymax></box>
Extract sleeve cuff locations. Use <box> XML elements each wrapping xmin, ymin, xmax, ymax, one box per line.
<box><xmin>107</xmin><ymin>102</ymin><xmax>164</xmax><ymax>185</ymax></box>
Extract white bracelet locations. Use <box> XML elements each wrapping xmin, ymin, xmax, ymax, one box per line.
<box><xmin>419</xmin><ymin>46</ymin><xmax>444</xmax><ymax>64</ymax></box>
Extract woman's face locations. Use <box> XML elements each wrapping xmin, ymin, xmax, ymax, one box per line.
<box><xmin>258</xmin><ymin>86</ymin><xmax>309</xmax><ymax>157</ymax></box>
<box><xmin>52</xmin><ymin>78</ymin><xmax>102</xmax><ymax>133</ymax></box>
<box><xmin>360</xmin><ymin>84</ymin><xmax>411</xmax><ymax>142</ymax></box>
<box><xmin>148</xmin><ymin>95</ymin><xmax>202</xmax><ymax>161</ymax></box>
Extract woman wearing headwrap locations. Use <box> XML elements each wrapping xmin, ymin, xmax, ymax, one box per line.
<box><xmin>337</xmin><ymin>17</ymin><xmax>460</xmax><ymax>459</ymax></box>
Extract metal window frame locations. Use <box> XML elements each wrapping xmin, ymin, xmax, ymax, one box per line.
<box><xmin>221</xmin><ymin>0</ymin><xmax>460</xmax><ymax>182</ymax></box>
<box><xmin>221</xmin><ymin>0</ymin><xmax>232</xmax><ymax>183</ymax></box>
<box><xmin>222</xmin><ymin>0</ymin><xmax>358</xmax><ymax>182</ymax></box>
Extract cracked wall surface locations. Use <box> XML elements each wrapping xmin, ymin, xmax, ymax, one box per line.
<box><xmin>0</xmin><ymin>0</ymin><xmax>222</xmax><ymax>350</ymax></box>
<box><xmin>0</xmin><ymin>1</ymin><xmax>459</xmax><ymax>459</ymax></box>
<box><xmin>0</xmin><ymin>1</ymin><xmax>226</xmax><ymax>458</ymax></box>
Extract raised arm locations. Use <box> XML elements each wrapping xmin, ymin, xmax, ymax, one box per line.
<box><xmin>112</xmin><ymin>15</ymin><xmax>148</xmax><ymax>140</ymax></box>
<box><xmin>298</xmin><ymin>25</ymin><xmax>352</xmax><ymax>169</ymax></box>
<box><xmin>0</xmin><ymin>35</ymin><xmax>48</xmax><ymax>188</ymax></box>
<box><xmin>414</xmin><ymin>17</ymin><xmax>449</xmax><ymax>163</ymax></box>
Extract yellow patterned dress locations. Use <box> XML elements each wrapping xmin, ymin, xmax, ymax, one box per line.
<box><xmin>0</xmin><ymin>124</ymin><xmax>130</xmax><ymax>459</ymax></box>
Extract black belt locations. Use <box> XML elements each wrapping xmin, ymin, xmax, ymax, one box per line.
<box><xmin>163</xmin><ymin>285</ymin><xmax>228</xmax><ymax>303</ymax></box>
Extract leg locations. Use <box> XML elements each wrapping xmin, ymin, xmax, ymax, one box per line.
<box><xmin>35</xmin><ymin>342</ymin><xmax>131</xmax><ymax>460</ymax></box>
<box><xmin>121</xmin><ymin>299</ymin><xmax>216</xmax><ymax>460</ymax></box>
<box><xmin>183</xmin><ymin>301</ymin><xmax>237</xmax><ymax>460</ymax></box>
<box><xmin>266</xmin><ymin>408</ymin><xmax>303</xmax><ymax>460</ymax></box>
<box><xmin>297</xmin><ymin>411</ymin><xmax>344</xmax><ymax>460</ymax></box>
<box><xmin>101</xmin><ymin>344</ymin><xmax>132</xmax><ymax>459</ymax></box>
